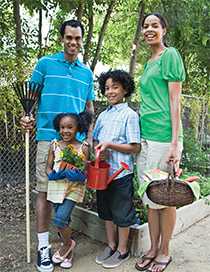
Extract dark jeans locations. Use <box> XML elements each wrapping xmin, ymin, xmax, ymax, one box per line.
<box><xmin>53</xmin><ymin>199</ymin><xmax>76</xmax><ymax>228</ymax></box>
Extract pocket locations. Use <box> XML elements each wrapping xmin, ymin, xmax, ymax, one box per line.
<box><xmin>115</xmin><ymin>174</ymin><xmax>133</xmax><ymax>188</ymax></box>
<box><xmin>36</xmin><ymin>142</ymin><xmax>50</xmax><ymax>164</ymax></box>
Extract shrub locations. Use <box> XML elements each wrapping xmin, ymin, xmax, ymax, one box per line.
<box><xmin>182</xmin><ymin>129</ymin><xmax>209</xmax><ymax>175</ymax></box>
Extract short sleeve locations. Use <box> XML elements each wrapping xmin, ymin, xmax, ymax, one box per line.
<box><xmin>125</xmin><ymin>111</ymin><xmax>141</xmax><ymax>144</ymax></box>
<box><xmin>161</xmin><ymin>47</ymin><xmax>185</xmax><ymax>82</ymax></box>
<box><xmin>87</xmin><ymin>72</ymin><xmax>95</xmax><ymax>101</ymax></box>
<box><xmin>30</xmin><ymin>57</ymin><xmax>46</xmax><ymax>85</ymax></box>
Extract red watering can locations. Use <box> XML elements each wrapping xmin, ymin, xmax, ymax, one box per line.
<box><xmin>87</xmin><ymin>149</ymin><xmax>130</xmax><ymax>190</ymax></box>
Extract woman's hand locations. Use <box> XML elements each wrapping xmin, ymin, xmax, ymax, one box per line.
<box><xmin>165</xmin><ymin>142</ymin><xmax>179</xmax><ymax>164</ymax></box>
<box><xmin>20</xmin><ymin>115</ymin><xmax>35</xmax><ymax>131</ymax></box>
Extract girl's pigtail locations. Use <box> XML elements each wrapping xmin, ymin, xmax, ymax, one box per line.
<box><xmin>78</xmin><ymin>111</ymin><xmax>93</xmax><ymax>133</ymax></box>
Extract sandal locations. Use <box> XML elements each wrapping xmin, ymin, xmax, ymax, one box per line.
<box><xmin>60</xmin><ymin>252</ymin><xmax>73</xmax><ymax>269</ymax></box>
<box><xmin>146</xmin><ymin>256</ymin><xmax>172</xmax><ymax>272</ymax></box>
<box><xmin>135</xmin><ymin>255</ymin><xmax>156</xmax><ymax>271</ymax></box>
<box><xmin>52</xmin><ymin>239</ymin><xmax>76</xmax><ymax>264</ymax></box>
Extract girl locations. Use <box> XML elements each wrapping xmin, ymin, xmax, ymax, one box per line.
<box><xmin>46</xmin><ymin>111</ymin><xmax>92</xmax><ymax>269</ymax></box>
<box><xmin>135</xmin><ymin>13</ymin><xmax>185</xmax><ymax>272</ymax></box>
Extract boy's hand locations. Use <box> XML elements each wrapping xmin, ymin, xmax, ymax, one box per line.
<box><xmin>95</xmin><ymin>142</ymin><xmax>110</xmax><ymax>161</ymax></box>
<box><xmin>20</xmin><ymin>115</ymin><xmax>35</xmax><ymax>131</ymax></box>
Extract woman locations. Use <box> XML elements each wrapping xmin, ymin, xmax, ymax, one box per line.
<box><xmin>135</xmin><ymin>13</ymin><xmax>185</xmax><ymax>272</ymax></box>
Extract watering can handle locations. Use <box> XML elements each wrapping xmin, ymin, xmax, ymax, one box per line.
<box><xmin>107</xmin><ymin>162</ymin><xmax>130</xmax><ymax>184</ymax></box>
<box><xmin>95</xmin><ymin>148</ymin><xmax>101</xmax><ymax>168</ymax></box>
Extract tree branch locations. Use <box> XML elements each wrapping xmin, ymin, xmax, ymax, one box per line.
<box><xmin>129</xmin><ymin>0</ymin><xmax>144</xmax><ymax>76</ymax></box>
<box><xmin>13</xmin><ymin>0</ymin><xmax>22</xmax><ymax>57</ymax></box>
<box><xmin>83</xmin><ymin>0</ymin><xmax>94</xmax><ymax>64</ymax></box>
<box><xmin>90</xmin><ymin>0</ymin><xmax>116</xmax><ymax>72</ymax></box>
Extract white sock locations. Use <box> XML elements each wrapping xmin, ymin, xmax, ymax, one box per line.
<box><xmin>38</xmin><ymin>232</ymin><xmax>49</xmax><ymax>250</ymax></box>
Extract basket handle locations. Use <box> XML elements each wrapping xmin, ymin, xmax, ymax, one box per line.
<box><xmin>95</xmin><ymin>148</ymin><xmax>101</xmax><ymax>168</ymax></box>
<box><xmin>167</xmin><ymin>161</ymin><xmax>176</xmax><ymax>188</ymax></box>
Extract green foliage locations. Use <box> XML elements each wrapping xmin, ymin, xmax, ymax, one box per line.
<box><xmin>200</xmin><ymin>176</ymin><xmax>210</xmax><ymax>197</ymax></box>
<box><xmin>134</xmin><ymin>200</ymin><xmax>148</xmax><ymax>225</ymax></box>
<box><xmin>182</xmin><ymin>96</ymin><xmax>203</xmax><ymax>139</ymax></box>
<box><xmin>183</xmin><ymin>171</ymin><xmax>210</xmax><ymax>197</ymax></box>
<box><xmin>182</xmin><ymin>129</ymin><xmax>209</xmax><ymax>175</ymax></box>
<box><xmin>99</xmin><ymin>0</ymin><xmax>140</xmax><ymax>66</ymax></box>
<box><xmin>132</xmin><ymin>165</ymin><xmax>148</xmax><ymax>224</ymax></box>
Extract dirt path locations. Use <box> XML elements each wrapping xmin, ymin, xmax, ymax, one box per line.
<box><xmin>0</xmin><ymin>183</ymin><xmax>209</xmax><ymax>271</ymax></box>
<box><xmin>0</xmin><ymin>215</ymin><xmax>210</xmax><ymax>272</ymax></box>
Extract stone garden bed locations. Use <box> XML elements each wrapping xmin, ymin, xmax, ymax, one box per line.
<box><xmin>71</xmin><ymin>195</ymin><xmax>210</xmax><ymax>257</ymax></box>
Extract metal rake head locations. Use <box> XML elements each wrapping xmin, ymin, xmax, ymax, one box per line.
<box><xmin>13</xmin><ymin>81</ymin><xmax>42</xmax><ymax>115</ymax></box>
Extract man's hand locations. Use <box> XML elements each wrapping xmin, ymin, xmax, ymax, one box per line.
<box><xmin>20</xmin><ymin>115</ymin><xmax>35</xmax><ymax>131</ymax></box>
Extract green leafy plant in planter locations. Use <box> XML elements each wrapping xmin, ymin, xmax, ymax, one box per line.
<box><xmin>181</xmin><ymin>171</ymin><xmax>210</xmax><ymax>198</ymax></box>
<box><xmin>133</xmin><ymin>165</ymin><xmax>148</xmax><ymax>224</ymax></box>
<box><xmin>200</xmin><ymin>176</ymin><xmax>210</xmax><ymax>197</ymax></box>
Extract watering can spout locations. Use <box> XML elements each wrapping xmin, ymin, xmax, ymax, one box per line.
<box><xmin>107</xmin><ymin>162</ymin><xmax>130</xmax><ymax>184</ymax></box>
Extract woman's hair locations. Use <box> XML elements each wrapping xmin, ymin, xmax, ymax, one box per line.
<box><xmin>98</xmin><ymin>69</ymin><xmax>135</xmax><ymax>97</ymax></box>
<box><xmin>141</xmin><ymin>13</ymin><xmax>168</xmax><ymax>29</ymax></box>
<box><xmin>141</xmin><ymin>13</ymin><xmax>168</xmax><ymax>46</ymax></box>
<box><xmin>53</xmin><ymin>111</ymin><xmax>92</xmax><ymax>134</ymax></box>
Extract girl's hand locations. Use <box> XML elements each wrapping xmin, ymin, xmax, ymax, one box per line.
<box><xmin>47</xmin><ymin>170</ymin><xmax>66</xmax><ymax>180</ymax></box>
<box><xmin>20</xmin><ymin>115</ymin><xmax>35</xmax><ymax>131</ymax></box>
<box><xmin>95</xmin><ymin>142</ymin><xmax>110</xmax><ymax>161</ymax></box>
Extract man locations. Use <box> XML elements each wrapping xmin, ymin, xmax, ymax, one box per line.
<box><xmin>21</xmin><ymin>19</ymin><xmax>94</xmax><ymax>272</ymax></box>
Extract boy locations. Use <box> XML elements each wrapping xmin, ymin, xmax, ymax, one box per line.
<box><xmin>93</xmin><ymin>70</ymin><xmax>141</xmax><ymax>268</ymax></box>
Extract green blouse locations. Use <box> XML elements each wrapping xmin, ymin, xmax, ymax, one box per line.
<box><xmin>139</xmin><ymin>47</ymin><xmax>186</xmax><ymax>143</ymax></box>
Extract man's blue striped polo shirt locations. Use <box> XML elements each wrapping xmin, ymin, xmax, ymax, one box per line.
<box><xmin>31</xmin><ymin>52</ymin><xmax>95</xmax><ymax>141</ymax></box>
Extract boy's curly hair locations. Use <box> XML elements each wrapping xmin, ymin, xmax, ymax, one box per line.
<box><xmin>98</xmin><ymin>69</ymin><xmax>135</xmax><ymax>97</ymax></box>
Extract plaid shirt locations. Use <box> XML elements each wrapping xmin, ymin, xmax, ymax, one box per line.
<box><xmin>93</xmin><ymin>103</ymin><xmax>140</xmax><ymax>178</ymax></box>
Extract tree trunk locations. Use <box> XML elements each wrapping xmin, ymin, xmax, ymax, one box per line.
<box><xmin>83</xmin><ymin>1</ymin><xmax>94</xmax><ymax>64</ymax></box>
<box><xmin>129</xmin><ymin>1</ymin><xmax>144</xmax><ymax>77</ymax></box>
<box><xmin>76</xmin><ymin>1</ymin><xmax>84</xmax><ymax>21</ymax></box>
<box><xmin>90</xmin><ymin>0</ymin><xmax>116</xmax><ymax>72</ymax></box>
<box><xmin>13</xmin><ymin>0</ymin><xmax>22</xmax><ymax>57</ymax></box>
<box><xmin>38</xmin><ymin>8</ymin><xmax>42</xmax><ymax>58</ymax></box>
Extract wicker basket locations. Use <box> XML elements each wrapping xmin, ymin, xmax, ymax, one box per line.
<box><xmin>146</xmin><ymin>164</ymin><xmax>195</xmax><ymax>207</ymax></box>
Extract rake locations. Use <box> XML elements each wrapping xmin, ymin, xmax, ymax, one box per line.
<box><xmin>13</xmin><ymin>81</ymin><xmax>42</xmax><ymax>263</ymax></box>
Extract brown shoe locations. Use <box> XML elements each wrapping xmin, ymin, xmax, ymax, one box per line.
<box><xmin>135</xmin><ymin>255</ymin><xmax>156</xmax><ymax>271</ymax></box>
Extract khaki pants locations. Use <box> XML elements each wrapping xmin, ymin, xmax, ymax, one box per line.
<box><xmin>35</xmin><ymin>141</ymin><xmax>51</xmax><ymax>192</ymax></box>
<box><xmin>136</xmin><ymin>140</ymin><xmax>183</xmax><ymax>209</ymax></box>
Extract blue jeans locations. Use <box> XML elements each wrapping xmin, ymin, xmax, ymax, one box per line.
<box><xmin>53</xmin><ymin>199</ymin><xmax>76</xmax><ymax>228</ymax></box>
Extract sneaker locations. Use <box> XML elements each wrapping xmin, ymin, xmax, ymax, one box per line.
<box><xmin>36</xmin><ymin>245</ymin><xmax>54</xmax><ymax>272</ymax></box>
<box><xmin>102</xmin><ymin>250</ymin><xmax>130</xmax><ymax>268</ymax></box>
<box><xmin>95</xmin><ymin>246</ymin><xmax>115</xmax><ymax>264</ymax></box>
